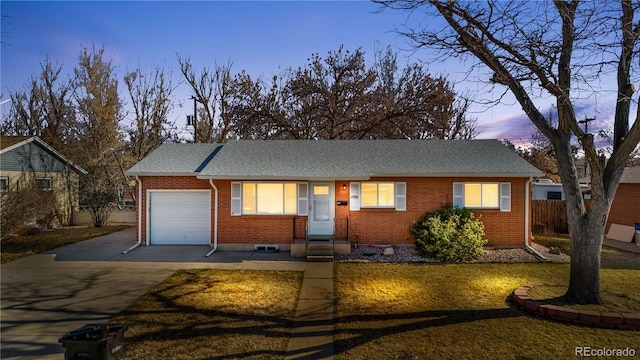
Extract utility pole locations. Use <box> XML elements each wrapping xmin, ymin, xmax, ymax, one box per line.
<box><xmin>578</xmin><ymin>117</ymin><xmax>595</xmax><ymax>134</ymax></box>
<box><xmin>191</xmin><ymin>96</ymin><xmax>198</xmax><ymax>143</ymax></box>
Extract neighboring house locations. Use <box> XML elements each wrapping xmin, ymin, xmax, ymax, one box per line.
<box><xmin>606</xmin><ymin>165</ymin><xmax>640</xmax><ymax>233</ymax></box>
<box><xmin>0</xmin><ymin>136</ymin><xmax>87</xmax><ymax>225</ymax></box>
<box><xmin>126</xmin><ymin>140</ymin><xmax>542</xmax><ymax>254</ymax></box>
<box><xmin>531</xmin><ymin>178</ymin><xmax>591</xmax><ymax>200</ymax></box>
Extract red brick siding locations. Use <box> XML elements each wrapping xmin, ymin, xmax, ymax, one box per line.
<box><xmin>138</xmin><ymin>176</ymin><xmax>213</xmax><ymax>244</ymax></box>
<box><xmin>606</xmin><ymin>183</ymin><xmax>640</xmax><ymax>232</ymax></box>
<box><xmin>138</xmin><ymin>176</ymin><xmax>531</xmax><ymax>247</ymax></box>
<box><xmin>343</xmin><ymin>177</ymin><xmax>529</xmax><ymax>247</ymax></box>
<box><xmin>216</xmin><ymin>180</ymin><xmax>299</xmax><ymax>243</ymax></box>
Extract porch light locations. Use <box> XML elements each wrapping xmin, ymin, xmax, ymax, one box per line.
<box><xmin>343</xmin><ymin>183</ymin><xmax>347</xmax><ymax>190</ymax></box>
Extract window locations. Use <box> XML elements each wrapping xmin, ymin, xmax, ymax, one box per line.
<box><xmin>232</xmin><ymin>182</ymin><xmax>298</xmax><ymax>215</ymax></box>
<box><xmin>453</xmin><ymin>182</ymin><xmax>511</xmax><ymax>211</ymax></box>
<box><xmin>35</xmin><ymin>177</ymin><xmax>52</xmax><ymax>191</ymax></box>
<box><xmin>350</xmin><ymin>182</ymin><xmax>406</xmax><ymax>211</ymax></box>
<box><xmin>0</xmin><ymin>177</ymin><xmax>8</xmax><ymax>192</ymax></box>
<box><xmin>361</xmin><ymin>182</ymin><xmax>395</xmax><ymax>208</ymax></box>
<box><xmin>546</xmin><ymin>191</ymin><xmax>562</xmax><ymax>200</ymax></box>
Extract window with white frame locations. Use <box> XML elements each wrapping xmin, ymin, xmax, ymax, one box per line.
<box><xmin>361</xmin><ymin>182</ymin><xmax>395</xmax><ymax>208</ymax></box>
<box><xmin>232</xmin><ymin>182</ymin><xmax>302</xmax><ymax>215</ymax></box>
<box><xmin>350</xmin><ymin>182</ymin><xmax>406</xmax><ymax>211</ymax></box>
<box><xmin>453</xmin><ymin>182</ymin><xmax>511</xmax><ymax>211</ymax></box>
<box><xmin>0</xmin><ymin>177</ymin><xmax>8</xmax><ymax>192</ymax></box>
<box><xmin>35</xmin><ymin>177</ymin><xmax>52</xmax><ymax>191</ymax></box>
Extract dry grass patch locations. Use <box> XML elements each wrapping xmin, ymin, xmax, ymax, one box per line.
<box><xmin>110</xmin><ymin>269</ymin><xmax>303</xmax><ymax>360</ymax></box>
<box><xmin>335</xmin><ymin>263</ymin><xmax>639</xmax><ymax>360</ymax></box>
<box><xmin>528</xmin><ymin>284</ymin><xmax>640</xmax><ymax>313</ymax></box>
<box><xmin>0</xmin><ymin>225</ymin><xmax>130</xmax><ymax>263</ymax></box>
<box><xmin>533</xmin><ymin>234</ymin><xmax>640</xmax><ymax>270</ymax></box>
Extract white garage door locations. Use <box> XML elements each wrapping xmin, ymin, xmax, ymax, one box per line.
<box><xmin>149</xmin><ymin>191</ymin><xmax>211</xmax><ymax>245</ymax></box>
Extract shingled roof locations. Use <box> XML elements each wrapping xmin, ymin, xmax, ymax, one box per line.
<box><xmin>127</xmin><ymin>140</ymin><xmax>542</xmax><ymax>180</ymax></box>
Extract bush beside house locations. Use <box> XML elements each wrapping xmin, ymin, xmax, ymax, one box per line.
<box><xmin>410</xmin><ymin>205</ymin><xmax>487</xmax><ymax>262</ymax></box>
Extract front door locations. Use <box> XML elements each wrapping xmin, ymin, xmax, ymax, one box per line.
<box><xmin>308</xmin><ymin>182</ymin><xmax>334</xmax><ymax>236</ymax></box>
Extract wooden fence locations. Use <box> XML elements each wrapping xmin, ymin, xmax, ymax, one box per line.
<box><xmin>532</xmin><ymin>200</ymin><xmax>591</xmax><ymax>235</ymax></box>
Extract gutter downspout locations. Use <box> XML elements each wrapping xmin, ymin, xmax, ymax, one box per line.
<box><xmin>205</xmin><ymin>178</ymin><xmax>218</xmax><ymax>257</ymax></box>
<box><xmin>524</xmin><ymin>176</ymin><xmax>546</xmax><ymax>261</ymax></box>
<box><xmin>123</xmin><ymin>176</ymin><xmax>143</xmax><ymax>254</ymax></box>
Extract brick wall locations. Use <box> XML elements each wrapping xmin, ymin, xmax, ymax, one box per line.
<box><xmin>138</xmin><ymin>176</ymin><xmax>213</xmax><ymax>243</ymax></box>
<box><xmin>138</xmin><ymin>176</ymin><xmax>532</xmax><ymax>247</ymax></box>
<box><xmin>606</xmin><ymin>183</ymin><xmax>640</xmax><ymax>232</ymax></box>
<box><xmin>341</xmin><ymin>177</ymin><xmax>529</xmax><ymax>247</ymax></box>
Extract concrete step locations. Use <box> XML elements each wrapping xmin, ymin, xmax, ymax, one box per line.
<box><xmin>306</xmin><ymin>255</ymin><xmax>334</xmax><ymax>262</ymax></box>
<box><xmin>306</xmin><ymin>249</ymin><xmax>334</xmax><ymax>256</ymax></box>
<box><xmin>306</xmin><ymin>243</ymin><xmax>334</xmax><ymax>251</ymax></box>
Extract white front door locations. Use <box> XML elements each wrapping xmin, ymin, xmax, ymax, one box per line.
<box><xmin>308</xmin><ymin>182</ymin><xmax>334</xmax><ymax>236</ymax></box>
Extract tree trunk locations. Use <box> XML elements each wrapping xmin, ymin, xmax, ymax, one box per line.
<box><xmin>565</xmin><ymin>209</ymin><xmax>605</xmax><ymax>304</ymax></box>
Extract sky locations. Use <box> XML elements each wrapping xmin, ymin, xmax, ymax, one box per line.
<box><xmin>0</xmin><ymin>1</ymin><xmax>623</xmax><ymax>145</ymax></box>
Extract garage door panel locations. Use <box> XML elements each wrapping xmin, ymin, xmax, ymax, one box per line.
<box><xmin>149</xmin><ymin>191</ymin><xmax>211</xmax><ymax>245</ymax></box>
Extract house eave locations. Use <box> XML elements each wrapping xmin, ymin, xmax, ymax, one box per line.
<box><xmin>0</xmin><ymin>136</ymin><xmax>88</xmax><ymax>175</ymax></box>
<box><xmin>197</xmin><ymin>175</ymin><xmax>370</xmax><ymax>181</ymax></box>
<box><xmin>368</xmin><ymin>172</ymin><xmax>544</xmax><ymax>178</ymax></box>
<box><xmin>194</xmin><ymin>172</ymin><xmax>543</xmax><ymax>181</ymax></box>
<box><xmin>126</xmin><ymin>172</ymin><xmax>202</xmax><ymax>177</ymax></box>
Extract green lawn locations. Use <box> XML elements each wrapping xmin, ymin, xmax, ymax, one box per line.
<box><xmin>109</xmin><ymin>269</ymin><xmax>303</xmax><ymax>360</ymax></box>
<box><xmin>0</xmin><ymin>225</ymin><xmax>130</xmax><ymax>263</ymax></box>
<box><xmin>334</xmin><ymin>263</ymin><xmax>639</xmax><ymax>360</ymax></box>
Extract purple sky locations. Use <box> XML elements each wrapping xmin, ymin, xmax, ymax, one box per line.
<box><xmin>0</xmin><ymin>1</ymin><xmax>621</xmax><ymax>145</ymax></box>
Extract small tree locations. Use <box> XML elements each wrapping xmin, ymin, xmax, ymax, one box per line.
<box><xmin>410</xmin><ymin>205</ymin><xmax>487</xmax><ymax>262</ymax></box>
<box><xmin>81</xmin><ymin>189</ymin><xmax>116</xmax><ymax>227</ymax></box>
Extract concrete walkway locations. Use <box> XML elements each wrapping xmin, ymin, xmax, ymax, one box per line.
<box><xmin>0</xmin><ymin>228</ymin><xmax>307</xmax><ymax>360</ymax></box>
<box><xmin>286</xmin><ymin>262</ymin><xmax>335</xmax><ymax>360</ymax></box>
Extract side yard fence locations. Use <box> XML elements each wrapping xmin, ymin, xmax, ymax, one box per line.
<box><xmin>73</xmin><ymin>204</ymin><xmax>136</xmax><ymax>226</ymax></box>
<box><xmin>532</xmin><ymin>200</ymin><xmax>591</xmax><ymax>235</ymax></box>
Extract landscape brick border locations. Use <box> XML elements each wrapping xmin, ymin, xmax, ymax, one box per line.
<box><xmin>512</xmin><ymin>284</ymin><xmax>639</xmax><ymax>330</ymax></box>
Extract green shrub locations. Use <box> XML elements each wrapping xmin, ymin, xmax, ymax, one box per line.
<box><xmin>410</xmin><ymin>205</ymin><xmax>487</xmax><ymax>262</ymax></box>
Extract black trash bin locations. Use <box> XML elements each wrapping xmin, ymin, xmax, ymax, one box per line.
<box><xmin>59</xmin><ymin>324</ymin><xmax>128</xmax><ymax>360</ymax></box>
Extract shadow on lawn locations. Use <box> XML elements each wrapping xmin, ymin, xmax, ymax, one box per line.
<box><xmin>332</xmin><ymin>307</ymin><xmax>524</xmax><ymax>356</ymax></box>
<box><xmin>116</xmin><ymin>289</ymin><xmax>525</xmax><ymax>359</ymax></box>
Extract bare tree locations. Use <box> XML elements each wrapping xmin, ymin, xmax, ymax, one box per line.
<box><xmin>178</xmin><ymin>56</ymin><xmax>233</xmax><ymax>143</ymax></box>
<box><xmin>218</xmin><ymin>46</ymin><xmax>476</xmax><ymax>140</ymax></box>
<box><xmin>2</xmin><ymin>58</ymin><xmax>76</xmax><ymax>150</ymax></box>
<box><xmin>376</xmin><ymin>0</ymin><xmax>640</xmax><ymax>304</ymax></box>
<box><xmin>124</xmin><ymin>66</ymin><xmax>177</xmax><ymax>162</ymax></box>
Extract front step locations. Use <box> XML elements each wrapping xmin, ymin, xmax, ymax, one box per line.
<box><xmin>306</xmin><ymin>255</ymin><xmax>334</xmax><ymax>262</ymax></box>
<box><xmin>306</xmin><ymin>242</ymin><xmax>334</xmax><ymax>262</ymax></box>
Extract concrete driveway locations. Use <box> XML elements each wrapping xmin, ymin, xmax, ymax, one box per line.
<box><xmin>1</xmin><ymin>228</ymin><xmax>305</xmax><ymax>359</ymax></box>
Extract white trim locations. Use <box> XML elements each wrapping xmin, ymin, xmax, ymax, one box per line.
<box><xmin>500</xmin><ymin>182</ymin><xmax>511</xmax><ymax>212</ymax></box>
<box><xmin>453</xmin><ymin>182</ymin><xmax>504</xmax><ymax>210</ymax></box>
<box><xmin>349</xmin><ymin>182</ymin><xmax>361</xmax><ymax>211</ymax></box>
<box><xmin>308</xmin><ymin>182</ymin><xmax>335</xmax><ymax>236</ymax></box>
<box><xmin>233</xmin><ymin>181</ymin><xmax>300</xmax><ymax>216</ymax></box>
<box><xmin>231</xmin><ymin>182</ymin><xmax>242</xmax><ymax>216</ymax></box>
<box><xmin>206</xmin><ymin>179</ymin><xmax>218</xmax><ymax>256</ymax></box>
<box><xmin>297</xmin><ymin>182</ymin><xmax>309</xmax><ymax>216</ymax></box>
<box><xmin>395</xmin><ymin>182</ymin><xmax>406</xmax><ymax>211</ymax></box>
<box><xmin>453</xmin><ymin>183</ymin><xmax>464</xmax><ymax>208</ymax></box>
